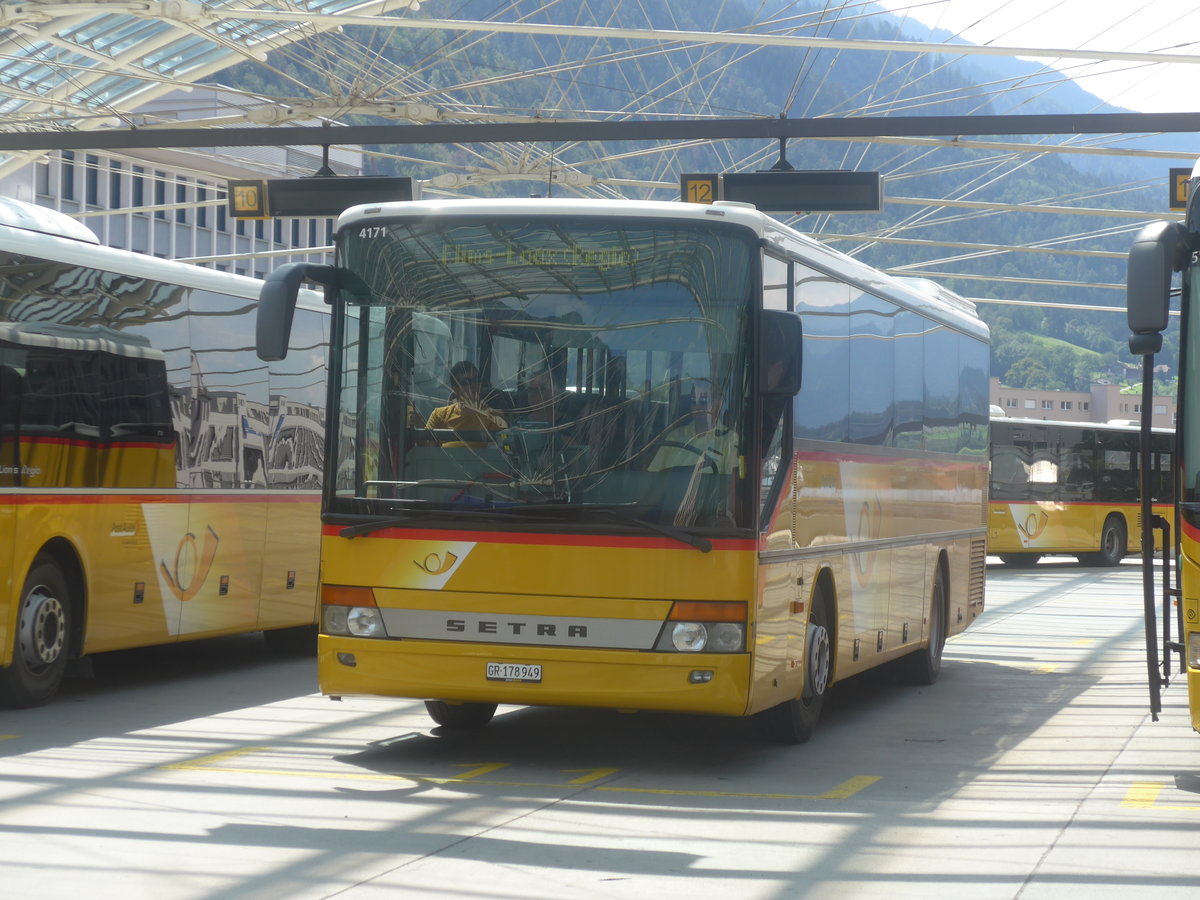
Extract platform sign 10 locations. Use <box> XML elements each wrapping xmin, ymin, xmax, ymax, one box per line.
<box><xmin>228</xmin><ymin>180</ymin><xmax>269</xmax><ymax>219</ymax></box>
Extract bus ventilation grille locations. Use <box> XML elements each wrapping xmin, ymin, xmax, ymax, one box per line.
<box><xmin>969</xmin><ymin>538</ymin><xmax>987</xmax><ymax>606</ymax></box>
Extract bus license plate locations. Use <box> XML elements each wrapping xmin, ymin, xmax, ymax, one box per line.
<box><xmin>486</xmin><ymin>662</ymin><xmax>542</xmax><ymax>683</ymax></box>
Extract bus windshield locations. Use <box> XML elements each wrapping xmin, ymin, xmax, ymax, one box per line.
<box><xmin>329</xmin><ymin>217</ymin><xmax>756</xmax><ymax>530</ymax></box>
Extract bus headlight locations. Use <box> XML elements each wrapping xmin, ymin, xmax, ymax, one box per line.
<box><xmin>323</xmin><ymin>605</ymin><xmax>388</xmax><ymax>638</ymax></box>
<box><xmin>655</xmin><ymin>601</ymin><xmax>747</xmax><ymax>653</ymax></box>
<box><xmin>347</xmin><ymin>606</ymin><xmax>385</xmax><ymax>637</ymax></box>
<box><xmin>671</xmin><ymin>622</ymin><xmax>708</xmax><ymax>652</ymax></box>
<box><xmin>656</xmin><ymin>621</ymin><xmax>745</xmax><ymax>653</ymax></box>
<box><xmin>323</xmin><ymin>605</ymin><xmax>349</xmax><ymax>635</ymax></box>
<box><xmin>707</xmin><ymin>622</ymin><xmax>744</xmax><ymax>653</ymax></box>
<box><xmin>1188</xmin><ymin>632</ymin><xmax>1200</xmax><ymax>669</ymax></box>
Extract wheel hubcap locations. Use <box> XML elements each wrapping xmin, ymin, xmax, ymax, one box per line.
<box><xmin>805</xmin><ymin>622</ymin><xmax>830</xmax><ymax>699</ymax></box>
<box><xmin>18</xmin><ymin>586</ymin><xmax>65</xmax><ymax>670</ymax></box>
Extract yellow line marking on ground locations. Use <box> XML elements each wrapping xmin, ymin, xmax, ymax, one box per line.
<box><xmin>1122</xmin><ymin>782</ymin><xmax>1165</xmax><ymax>808</ymax></box>
<box><xmin>453</xmin><ymin>763</ymin><xmax>509</xmax><ymax>780</ymax></box>
<box><xmin>0</xmin><ymin>735</ymin><xmax>17</xmax><ymax>742</ymax></box>
<box><xmin>1121</xmin><ymin>781</ymin><xmax>1200</xmax><ymax>811</ymax></box>
<box><xmin>160</xmin><ymin>749</ymin><xmax>878</xmax><ymax>801</ymax></box>
<box><xmin>1033</xmin><ymin>664</ymin><xmax>1058</xmax><ymax>674</ymax></box>
<box><xmin>1072</xmin><ymin>639</ymin><xmax>1094</xmax><ymax>646</ymax></box>
<box><xmin>162</xmin><ymin>747</ymin><xmax>265</xmax><ymax>770</ymax></box>
<box><xmin>594</xmin><ymin>775</ymin><xmax>881</xmax><ymax>801</ymax></box>
<box><xmin>564</xmin><ymin>768</ymin><xmax>620</xmax><ymax>784</ymax></box>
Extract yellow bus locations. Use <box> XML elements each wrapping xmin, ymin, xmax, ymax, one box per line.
<box><xmin>258</xmin><ymin>197</ymin><xmax>991</xmax><ymax>742</ymax></box>
<box><xmin>989</xmin><ymin>416</ymin><xmax>1174</xmax><ymax>567</ymax></box>
<box><xmin>0</xmin><ymin>198</ymin><xmax>326</xmax><ymax>708</ymax></box>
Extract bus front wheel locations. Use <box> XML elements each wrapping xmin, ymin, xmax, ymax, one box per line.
<box><xmin>998</xmin><ymin>553</ymin><xmax>1041</xmax><ymax>568</ymax></box>
<box><xmin>425</xmin><ymin>699</ymin><xmax>498</xmax><ymax>731</ymax></box>
<box><xmin>0</xmin><ymin>555</ymin><xmax>73</xmax><ymax>709</ymax></box>
<box><xmin>756</xmin><ymin>587</ymin><xmax>832</xmax><ymax>744</ymax></box>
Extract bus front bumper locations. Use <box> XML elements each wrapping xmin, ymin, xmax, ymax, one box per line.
<box><xmin>318</xmin><ymin>634</ymin><xmax>752</xmax><ymax>717</ymax></box>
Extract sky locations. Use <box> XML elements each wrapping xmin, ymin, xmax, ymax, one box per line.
<box><xmin>872</xmin><ymin>0</ymin><xmax>1200</xmax><ymax>113</ymax></box>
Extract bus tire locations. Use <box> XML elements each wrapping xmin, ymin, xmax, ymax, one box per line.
<box><xmin>899</xmin><ymin>563</ymin><xmax>947</xmax><ymax>685</ymax></box>
<box><xmin>1081</xmin><ymin>517</ymin><xmax>1126</xmax><ymax>567</ymax></box>
<box><xmin>998</xmin><ymin>553</ymin><xmax>1041</xmax><ymax>568</ymax></box>
<box><xmin>424</xmin><ymin>699</ymin><xmax>497</xmax><ymax>731</ymax></box>
<box><xmin>755</xmin><ymin>585</ymin><xmax>832</xmax><ymax>744</ymax></box>
<box><xmin>0</xmin><ymin>555</ymin><xmax>72</xmax><ymax>709</ymax></box>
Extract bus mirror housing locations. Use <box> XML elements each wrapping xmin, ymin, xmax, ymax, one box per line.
<box><xmin>1127</xmin><ymin>220</ymin><xmax>1187</xmax><ymax>356</ymax></box>
<box><xmin>759</xmin><ymin>309</ymin><xmax>803</xmax><ymax>396</ymax></box>
<box><xmin>257</xmin><ymin>262</ymin><xmax>336</xmax><ymax>361</ymax></box>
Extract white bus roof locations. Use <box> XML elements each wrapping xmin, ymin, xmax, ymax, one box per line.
<box><xmin>0</xmin><ymin>197</ymin><xmax>99</xmax><ymax>244</ymax></box>
<box><xmin>336</xmin><ymin>197</ymin><xmax>988</xmax><ymax>340</ymax></box>
<box><xmin>0</xmin><ymin>197</ymin><xmax>324</xmax><ymax>312</ymax></box>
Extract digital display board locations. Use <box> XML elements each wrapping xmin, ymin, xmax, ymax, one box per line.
<box><xmin>228</xmin><ymin>176</ymin><xmax>414</xmax><ymax>218</ymax></box>
<box><xmin>721</xmin><ymin>170</ymin><xmax>881</xmax><ymax>212</ymax></box>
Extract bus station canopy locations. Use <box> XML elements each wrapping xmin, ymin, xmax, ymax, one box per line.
<box><xmin>0</xmin><ymin>0</ymin><xmax>418</xmax><ymax>174</ymax></box>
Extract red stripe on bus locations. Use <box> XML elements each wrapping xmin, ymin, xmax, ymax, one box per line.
<box><xmin>5</xmin><ymin>492</ymin><xmax>318</xmax><ymax>504</ymax></box>
<box><xmin>321</xmin><ymin>523</ymin><xmax>754</xmax><ymax>551</ymax></box>
<box><xmin>12</xmin><ymin>436</ymin><xmax>175</xmax><ymax>449</ymax></box>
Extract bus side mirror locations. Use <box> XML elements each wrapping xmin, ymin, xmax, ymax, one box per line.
<box><xmin>257</xmin><ymin>262</ymin><xmax>336</xmax><ymax>361</ymax></box>
<box><xmin>759</xmin><ymin>309</ymin><xmax>803</xmax><ymax>396</ymax></box>
<box><xmin>1127</xmin><ymin>221</ymin><xmax>1187</xmax><ymax>356</ymax></box>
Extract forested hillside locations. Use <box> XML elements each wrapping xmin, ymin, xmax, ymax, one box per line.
<box><xmin>212</xmin><ymin>0</ymin><xmax>1180</xmax><ymax>394</ymax></box>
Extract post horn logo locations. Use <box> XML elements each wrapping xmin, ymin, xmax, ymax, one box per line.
<box><xmin>160</xmin><ymin>525</ymin><xmax>220</xmax><ymax>602</ymax></box>
<box><xmin>414</xmin><ymin>551</ymin><xmax>458</xmax><ymax>576</ymax></box>
<box><xmin>1016</xmin><ymin>510</ymin><xmax>1050</xmax><ymax>543</ymax></box>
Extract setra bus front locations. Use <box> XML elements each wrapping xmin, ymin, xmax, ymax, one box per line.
<box><xmin>257</xmin><ymin>199</ymin><xmax>813</xmax><ymax>735</ymax></box>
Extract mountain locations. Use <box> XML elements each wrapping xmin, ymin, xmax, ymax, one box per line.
<box><xmin>211</xmin><ymin>0</ymin><xmax>1183</xmax><ymax>393</ymax></box>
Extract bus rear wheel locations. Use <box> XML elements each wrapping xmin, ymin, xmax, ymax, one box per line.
<box><xmin>756</xmin><ymin>587</ymin><xmax>832</xmax><ymax>744</ymax></box>
<box><xmin>0</xmin><ymin>555</ymin><xmax>73</xmax><ymax>709</ymax></box>
<box><xmin>424</xmin><ymin>699</ymin><xmax>498</xmax><ymax>731</ymax></box>
<box><xmin>1080</xmin><ymin>517</ymin><xmax>1125</xmax><ymax>567</ymax></box>
<box><xmin>899</xmin><ymin>565</ymin><xmax>947</xmax><ymax>685</ymax></box>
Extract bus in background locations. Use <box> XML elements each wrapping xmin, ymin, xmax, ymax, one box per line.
<box><xmin>0</xmin><ymin>197</ymin><xmax>327</xmax><ymax>708</ymax></box>
<box><xmin>988</xmin><ymin>416</ymin><xmax>1174</xmax><ymax>567</ymax></box>
<box><xmin>258</xmin><ymin>196</ymin><xmax>991</xmax><ymax>743</ymax></box>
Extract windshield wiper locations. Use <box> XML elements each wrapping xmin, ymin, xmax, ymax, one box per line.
<box><xmin>335</xmin><ymin>504</ymin><xmax>572</xmax><ymax>538</ymax></box>
<box><xmin>590</xmin><ymin>507</ymin><xmax>712</xmax><ymax>553</ymax></box>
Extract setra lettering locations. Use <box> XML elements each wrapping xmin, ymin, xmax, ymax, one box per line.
<box><xmin>441</xmin><ymin>618</ymin><xmax>589</xmax><ymax>639</ymax></box>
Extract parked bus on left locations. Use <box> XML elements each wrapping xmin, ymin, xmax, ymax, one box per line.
<box><xmin>0</xmin><ymin>197</ymin><xmax>327</xmax><ymax>707</ymax></box>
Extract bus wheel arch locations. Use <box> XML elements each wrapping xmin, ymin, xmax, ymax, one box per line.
<box><xmin>755</xmin><ymin>568</ymin><xmax>835</xmax><ymax>744</ymax></box>
<box><xmin>0</xmin><ymin>543</ymin><xmax>83</xmax><ymax>708</ymax></box>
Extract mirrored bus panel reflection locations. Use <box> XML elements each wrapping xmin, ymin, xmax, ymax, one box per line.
<box><xmin>259</xmin><ymin>197</ymin><xmax>991</xmax><ymax>743</ymax></box>
<box><xmin>0</xmin><ymin>197</ymin><xmax>327</xmax><ymax>708</ymax></box>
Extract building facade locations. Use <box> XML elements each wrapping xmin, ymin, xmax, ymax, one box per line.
<box><xmin>0</xmin><ymin>89</ymin><xmax>363</xmax><ymax>276</ymax></box>
<box><xmin>991</xmin><ymin>377</ymin><xmax>1175</xmax><ymax>429</ymax></box>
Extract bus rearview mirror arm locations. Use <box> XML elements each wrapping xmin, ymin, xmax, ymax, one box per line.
<box><xmin>257</xmin><ymin>262</ymin><xmax>337</xmax><ymax>361</ymax></box>
<box><xmin>1125</xmin><ymin>219</ymin><xmax>1190</xmax><ymax>721</ymax></box>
